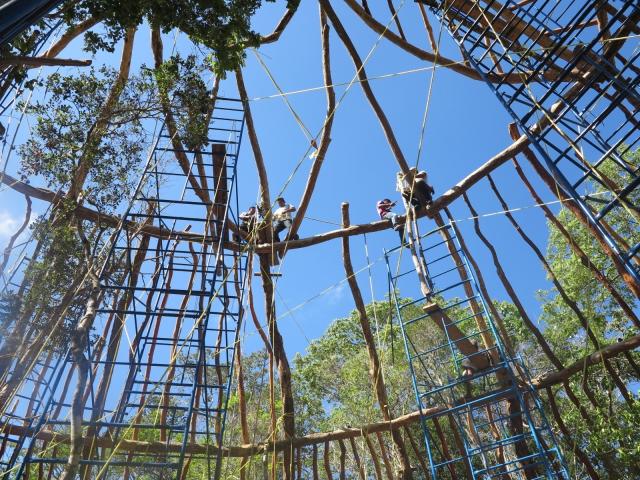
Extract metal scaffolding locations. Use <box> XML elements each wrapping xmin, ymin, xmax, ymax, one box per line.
<box><xmin>430</xmin><ymin>0</ymin><xmax>640</xmax><ymax>284</ymax></box>
<box><xmin>0</xmin><ymin>97</ymin><xmax>248</xmax><ymax>479</ymax></box>
<box><xmin>386</xmin><ymin>222</ymin><xmax>568</xmax><ymax>479</ymax></box>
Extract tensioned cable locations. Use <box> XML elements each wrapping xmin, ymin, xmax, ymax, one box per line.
<box><xmin>272</xmin><ymin>188</ymin><xmax>612</xmax><ymax>332</ymax></box>
<box><xmin>252</xmin><ymin>49</ymin><xmax>317</xmax><ymax>150</ymax></box>
<box><xmin>265</xmin><ymin>0</ymin><xmax>410</xmax><ymax>327</ymax></box>
<box><xmin>389</xmin><ymin>0</ymin><xmax>448</xmax><ymax>321</ymax></box>
<box><xmin>245</xmin><ymin>32</ymin><xmax>640</xmax><ymax>101</ymax></box>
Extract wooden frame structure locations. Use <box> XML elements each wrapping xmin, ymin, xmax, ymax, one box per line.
<box><xmin>0</xmin><ymin>1</ymin><xmax>638</xmax><ymax>479</ymax></box>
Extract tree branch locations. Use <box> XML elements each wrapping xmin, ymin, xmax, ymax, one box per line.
<box><xmin>288</xmin><ymin>7</ymin><xmax>336</xmax><ymax>241</ymax></box>
<box><xmin>1</xmin><ymin>131</ymin><xmax>530</xmax><ymax>253</ymax></box>
<box><xmin>45</xmin><ymin>16</ymin><xmax>100</xmax><ymax>58</ymax></box>
<box><xmin>321</xmin><ymin>0</ymin><xmax>409</xmax><ymax>173</ymax></box>
<box><xmin>236</xmin><ymin>68</ymin><xmax>272</xmax><ymax>217</ymax></box>
<box><xmin>3</xmin><ymin>332</ymin><xmax>638</xmax><ymax>459</ymax></box>
<box><xmin>340</xmin><ymin>202</ymin><xmax>412</xmax><ymax>477</ymax></box>
<box><xmin>260</xmin><ymin>8</ymin><xmax>297</xmax><ymax>44</ymax></box>
<box><xmin>0</xmin><ymin>56</ymin><xmax>91</xmax><ymax>68</ymax></box>
<box><xmin>532</xmin><ymin>334</ymin><xmax>640</xmax><ymax>389</ymax></box>
<box><xmin>68</xmin><ymin>27</ymin><xmax>136</xmax><ymax>200</ymax></box>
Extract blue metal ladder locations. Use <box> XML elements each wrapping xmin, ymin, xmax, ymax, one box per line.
<box><xmin>386</xmin><ymin>221</ymin><xmax>568</xmax><ymax>479</ymax></box>
<box><xmin>1</xmin><ymin>97</ymin><xmax>248</xmax><ymax>480</ymax></box>
<box><xmin>427</xmin><ymin>0</ymin><xmax>640</xmax><ymax>286</ymax></box>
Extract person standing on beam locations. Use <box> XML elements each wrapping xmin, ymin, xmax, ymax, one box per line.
<box><xmin>376</xmin><ymin>198</ymin><xmax>404</xmax><ymax>243</ymax></box>
<box><xmin>397</xmin><ymin>167</ymin><xmax>435</xmax><ymax>210</ymax></box>
<box><xmin>273</xmin><ymin>197</ymin><xmax>299</xmax><ymax>242</ymax></box>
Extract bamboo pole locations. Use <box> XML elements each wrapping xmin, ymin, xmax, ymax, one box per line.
<box><xmin>320</xmin><ymin>0</ymin><xmax>410</xmax><ymax>174</ymax></box>
<box><xmin>323</xmin><ymin>442</ymin><xmax>333</xmax><ymax>480</ymax></box>
<box><xmin>340</xmin><ymin>202</ymin><xmax>413</xmax><ymax>477</ymax></box>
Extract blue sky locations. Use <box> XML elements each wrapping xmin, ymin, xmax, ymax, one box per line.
<box><xmin>0</xmin><ymin>0</ymin><xmax>566</xmax><ymax>365</ymax></box>
<box><xmin>231</xmin><ymin>0</ymin><xmax>558</xmax><ymax>359</ymax></box>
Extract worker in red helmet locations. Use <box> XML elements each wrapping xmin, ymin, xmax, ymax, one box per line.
<box><xmin>376</xmin><ymin>198</ymin><xmax>404</xmax><ymax>242</ymax></box>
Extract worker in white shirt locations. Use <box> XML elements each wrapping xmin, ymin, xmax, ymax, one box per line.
<box><xmin>273</xmin><ymin>197</ymin><xmax>299</xmax><ymax>242</ymax></box>
<box><xmin>396</xmin><ymin>167</ymin><xmax>434</xmax><ymax>210</ymax></box>
<box><xmin>234</xmin><ymin>206</ymin><xmax>258</xmax><ymax>242</ymax></box>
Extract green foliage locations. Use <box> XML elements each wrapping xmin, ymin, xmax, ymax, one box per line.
<box><xmin>0</xmin><ymin>292</ymin><xmax>22</xmax><ymax>340</ymax></box>
<box><xmin>62</xmin><ymin>0</ymin><xmax>299</xmax><ymax>75</ymax></box>
<box><xmin>539</xmin><ymin>148</ymin><xmax>640</xmax><ymax>357</ymax></box>
<box><xmin>0</xmin><ymin>19</ymin><xmax>50</xmax><ymax>92</ymax></box>
<box><xmin>292</xmin><ymin>299</ymin><xmax>411</xmax><ymax>434</ymax></box>
<box><xmin>504</xmin><ymin>148</ymin><xmax>640</xmax><ymax>478</ymax></box>
<box><xmin>19</xmin><ymin>68</ymin><xmax>155</xmax><ymax>211</ymax></box>
<box><xmin>150</xmin><ymin>55</ymin><xmax>211</xmax><ymax>150</ymax></box>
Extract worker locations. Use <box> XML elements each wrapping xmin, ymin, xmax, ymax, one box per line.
<box><xmin>397</xmin><ymin>167</ymin><xmax>435</xmax><ymax>210</ymax></box>
<box><xmin>273</xmin><ymin>197</ymin><xmax>299</xmax><ymax>242</ymax></box>
<box><xmin>460</xmin><ymin>338</ymin><xmax>494</xmax><ymax>378</ymax></box>
<box><xmin>376</xmin><ymin>198</ymin><xmax>404</xmax><ymax>242</ymax></box>
<box><xmin>234</xmin><ymin>206</ymin><xmax>258</xmax><ymax>242</ymax></box>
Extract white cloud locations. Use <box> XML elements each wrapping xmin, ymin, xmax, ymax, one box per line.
<box><xmin>327</xmin><ymin>281</ymin><xmax>347</xmax><ymax>305</ymax></box>
<box><xmin>0</xmin><ymin>210</ymin><xmax>19</xmax><ymax>238</ymax></box>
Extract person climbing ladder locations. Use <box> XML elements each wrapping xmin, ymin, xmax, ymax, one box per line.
<box><xmin>376</xmin><ymin>198</ymin><xmax>404</xmax><ymax>242</ymax></box>
<box><xmin>234</xmin><ymin>206</ymin><xmax>258</xmax><ymax>242</ymax></box>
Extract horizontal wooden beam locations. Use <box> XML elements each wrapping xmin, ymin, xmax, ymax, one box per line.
<box><xmin>1</xmin><ymin>133</ymin><xmax>529</xmax><ymax>252</ymax></box>
<box><xmin>1</xmin><ymin>334</ymin><xmax>637</xmax><ymax>458</ymax></box>
<box><xmin>531</xmin><ymin>334</ymin><xmax>640</xmax><ymax>389</ymax></box>
<box><xmin>0</xmin><ymin>56</ymin><xmax>92</xmax><ymax>68</ymax></box>
<box><xmin>0</xmin><ymin>409</ymin><xmax>428</xmax><ymax>458</ymax></box>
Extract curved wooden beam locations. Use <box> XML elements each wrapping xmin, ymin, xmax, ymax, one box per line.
<box><xmin>321</xmin><ymin>0</ymin><xmax>410</xmax><ymax>173</ymax></box>
<box><xmin>342</xmin><ymin>0</ymin><xmax>481</xmax><ymax>81</ymax></box>
<box><xmin>45</xmin><ymin>16</ymin><xmax>100</xmax><ymax>59</ymax></box>
<box><xmin>260</xmin><ymin>8</ymin><xmax>297</xmax><ymax>44</ymax></box>
<box><xmin>342</xmin><ymin>0</ymin><xmax>585</xmax><ymax>84</ymax></box>
<box><xmin>288</xmin><ymin>7</ymin><xmax>336</xmax><ymax>240</ymax></box>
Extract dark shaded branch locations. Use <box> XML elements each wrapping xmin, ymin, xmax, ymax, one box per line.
<box><xmin>385</xmin><ymin>0</ymin><xmax>406</xmax><ymax>40</ymax></box>
<box><xmin>486</xmin><ymin>173</ymin><xmax>634</xmax><ymax>405</ymax></box>
<box><xmin>0</xmin><ymin>56</ymin><xmax>91</xmax><ymax>68</ymax></box>
<box><xmin>509</xmin><ymin>124</ymin><xmax>640</xmax><ymax>298</ymax></box>
<box><xmin>508</xmin><ymin>124</ymin><xmax>640</xmax><ymax>311</ymax></box>
<box><xmin>462</xmin><ymin>192</ymin><xmax>565</xmax><ymax>370</ymax></box>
